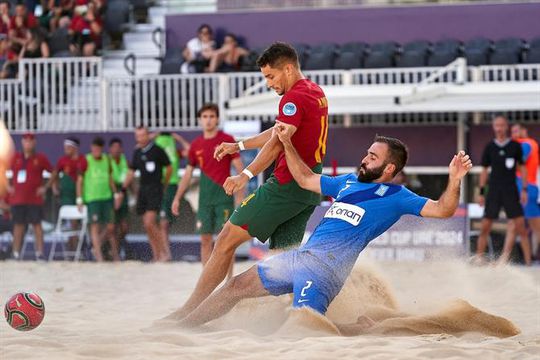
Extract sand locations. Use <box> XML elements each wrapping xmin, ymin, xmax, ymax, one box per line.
<box><xmin>0</xmin><ymin>260</ymin><xmax>539</xmax><ymax>360</ymax></box>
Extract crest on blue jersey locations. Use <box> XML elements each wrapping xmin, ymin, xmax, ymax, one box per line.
<box><xmin>282</xmin><ymin>102</ymin><xmax>297</xmax><ymax>116</ymax></box>
<box><xmin>375</xmin><ymin>184</ymin><xmax>389</xmax><ymax>197</ymax></box>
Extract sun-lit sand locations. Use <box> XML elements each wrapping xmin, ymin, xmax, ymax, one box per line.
<box><xmin>1</xmin><ymin>259</ymin><xmax>539</xmax><ymax>359</ymax></box>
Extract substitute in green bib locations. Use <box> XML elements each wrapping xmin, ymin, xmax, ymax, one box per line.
<box><xmin>109</xmin><ymin>137</ymin><xmax>130</xmax><ymax>258</ymax></box>
<box><xmin>171</xmin><ymin>104</ymin><xmax>244</xmax><ymax>266</ymax></box>
<box><xmin>77</xmin><ymin>137</ymin><xmax>119</xmax><ymax>262</ymax></box>
<box><xmin>155</xmin><ymin>132</ymin><xmax>190</xmax><ymax>259</ymax></box>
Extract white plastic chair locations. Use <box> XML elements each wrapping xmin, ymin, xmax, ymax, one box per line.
<box><xmin>48</xmin><ymin>205</ymin><xmax>88</xmax><ymax>261</ymax></box>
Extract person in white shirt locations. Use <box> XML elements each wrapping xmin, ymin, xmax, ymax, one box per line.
<box><xmin>181</xmin><ymin>24</ymin><xmax>215</xmax><ymax>74</ymax></box>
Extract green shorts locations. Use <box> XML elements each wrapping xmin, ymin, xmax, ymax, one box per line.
<box><xmin>229</xmin><ymin>174</ymin><xmax>320</xmax><ymax>249</ymax></box>
<box><xmin>113</xmin><ymin>195</ymin><xmax>129</xmax><ymax>224</ymax></box>
<box><xmin>159</xmin><ymin>184</ymin><xmax>178</xmax><ymax>224</ymax></box>
<box><xmin>197</xmin><ymin>201</ymin><xmax>234</xmax><ymax>234</ymax></box>
<box><xmin>86</xmin><ymin>199</ymin><xmax>113</xmax><ymax>225</ymax></box>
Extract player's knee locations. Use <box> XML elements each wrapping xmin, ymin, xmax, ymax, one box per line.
<box><xmin>214</xmin><ymin>223</ymin><xmax>241</xmax><ymax>255</ymax></box>
<box><xmin>226</xmin><ymin>272</ymin><xmax>253</xmax><ymax>298</ymax></box>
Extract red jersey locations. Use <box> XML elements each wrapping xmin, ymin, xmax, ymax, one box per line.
<box><xmin>10</xmin><ymin>152</ymin><xmax>52</xmax><ymax>205</ymax></box>
<box><xmin>69</xmin><ymin>15</ymin><xmax>103</xmax><ymax>43</ymax></box>
<box><xmin>55</xmin><ymin>154</ymin><xmax>87</xmax><ymax>181</ymax></box>
<box><xmin>188</xmin><ymin>131</ymin><xmax>239</xmax><ymax>186</ymax></box>
<box><xmin>9</xmin><ymin>14</ymin><xmax>37</xmax><ymax>32</ymax></box>
<box><xmin>516</xmin><ymin>137</ymin><xmax>539</xmax><ymax>185</ymax></box>
<box><xmin>274</xmin><ymin>79</ymin><xmax>328</xmax><ymax>184</ymax></box>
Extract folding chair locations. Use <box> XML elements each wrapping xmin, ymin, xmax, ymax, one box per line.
<box><xmin>48</xmin><ymin>205</ymin><xmax>88</xmax><ymax>261</ymax></box>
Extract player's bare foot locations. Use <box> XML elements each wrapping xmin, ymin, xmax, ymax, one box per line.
<box><xmin>161</xmin><ymin>307</ymin><xmax>190</xmax><ymax>321</ymax></box>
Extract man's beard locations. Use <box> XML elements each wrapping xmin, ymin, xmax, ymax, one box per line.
<box><xmin>357</xmin><ymin>163</ymin><xmax>386</xmax><ymax>182</ymax></box>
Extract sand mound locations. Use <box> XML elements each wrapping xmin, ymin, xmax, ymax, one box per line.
<box><xmin>211</xmin><ymin>262</ymin><xmax>521</xmax><ymax>338</ymax></box>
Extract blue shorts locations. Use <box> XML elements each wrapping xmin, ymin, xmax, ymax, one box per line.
<box><xmin>257</xmin><ymin>250</ymin><xmax>343</xmax><ymax>314</ymax></box>
<box><xmin>517</xmin><ymin>182</ymin><xmax>540</xmax><ymax>219</ymax></box>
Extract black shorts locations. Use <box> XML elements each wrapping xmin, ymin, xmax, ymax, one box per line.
<box><xmin>484</xmin><ymin>185</ymin><xmax>524</xmax><ymax>219</ymax></box>
<box><xmin>136</xmin><ymin>185</ymin><xmax>163</xmax><ymax>215</ymax></box>
<box><xmin>11</xmin><ymin>205</ymin><xmax>44</xmax><ymax>225</ymax></box>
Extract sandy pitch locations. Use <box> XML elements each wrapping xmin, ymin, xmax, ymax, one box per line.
<box><xmin>1</xmin><ymin>260</ymin><xmax>539</xmax><ymax>360</ymax></box>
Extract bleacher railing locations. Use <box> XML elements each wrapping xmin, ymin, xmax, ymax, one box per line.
<box><xmin>2</xmin><ymin>57</ymin><xmax>539</xmax><ymax>132</ymax></box>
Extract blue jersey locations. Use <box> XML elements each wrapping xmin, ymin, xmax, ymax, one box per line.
<box><xmin>258</xmin><ymin>173</ymin><xmax>429</xmax><ymax>314</ymax></box>
<box><xmin>301</xmin><ymin>174</ymin><xmax>428</xmax><ymax>282</ymax></box>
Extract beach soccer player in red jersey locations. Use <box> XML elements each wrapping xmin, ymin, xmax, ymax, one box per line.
<box><xmin>165</xmin><ymin>42</ymin><xmax>329</xmax><ymax>320</ymax></box>
<box><xmin>171</xmin><ymin>103</ymin><xmax>244</xmax><ymax>267</ymax></box>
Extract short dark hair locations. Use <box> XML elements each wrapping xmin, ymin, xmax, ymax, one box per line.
<box><xmin>92</xmin><ymin>136</ymin><xmax>105</xmax><ymax>147</ymax></box>
<box><xmin>374</xmin><ymin>135</ymin><xmax>409</xmax><ymax>177</ymax></box>
<box><xmin>197</xmin><ymin>103</ymin><xmax>219</xmax><ymax>118</ymax></box>
<box><xmin>492</xmin><ymin>113</ymin><xmax>507</xmax><ymax>122</ymax></box>
<box><xmin>225</xmin><ymin>33</ymin><xmax>238</xmax><ymax>43</ymax></box>
<box><xmin>256</xmin><ymin>42</ymin><xmax>299</xmax><ymax>69</ymax></box>
<box><xmin>198</xmin><ymin>24</ymin><xmax>212</xmax><ymax>34</ymax></box>
<box><xmin>109</xmin><ymin>137</ymin><xmax>122</xmax><ymax>146</ymax></box>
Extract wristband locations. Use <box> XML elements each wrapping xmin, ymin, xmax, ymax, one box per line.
<box><xmin>479</xmin><ymin>186</ymin><xmax>486</xmax><ymax>196</ymax></box>
<box><xmin>238</xmin><ymin>141</ymin><xmax>245</xmax><ymax>151</ymax></box>
<box><xmin>76</xmin><ymin>197</ymin><xmax>83</xmax><ymax>205</ymax></box>
<box><xmin>242</xmin><ymin>168</ymin><xmax>254</xmax><ymax>179</ymax></box>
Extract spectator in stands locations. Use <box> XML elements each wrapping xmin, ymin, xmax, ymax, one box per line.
<box><xmin>207</xmin><ymin>33</ymin><xmax>248</xmax><ymax>73</ymax></box>
<box><xmin>21</xmin><ymin>28</ymin><xmax>49</xmax><ymax>58</ymax></box>
<box><xmin>476</xmin><ymin>115</ymin><xmax>532</xmax><ymax>265</ymax></box>
<box><xmin>511</xmin><ymin>123</ymin><xmax>540</xmax><ymax>259</ymax></box>
<box><xmin>0</xmin><ymin>42</ymin><xmax>21</xmax><ymax>78</ymax></box>
<box><xmin>8</xmin><ymin>133</ymin><xmax>53</xmax><ymax>261</ymax></box>
<box><xmin>119</xmin><ymin>126</ymin><xmax>172</xmax><ymax>262</ymax></box>
<box><xmin>77</xmin><ymin>136</ymin><xmax>119</xmax><ymax>262</ymax></box>
<box><xmin>9</xmin><ymin>3</ymin><xmax>38</xmax><ymax>46</ymax></box>
<box><xmin>180</xmin><ymin>24</ymin><xmax>215</xmax><ymax>74</ymax></box>
<box><xmin>69</xmin><ymin>2</ymin><xmax>102</xmax><ymax>56</ymax></box>
<box><xmin>0</xmin><ymin>1</ymin><xmax>10</xmax><ymax>36</ymax></box>
<box><xmin>50</xmin><ymin>0</ymin><xmax>75</xmax><ymax>30</ymax></box>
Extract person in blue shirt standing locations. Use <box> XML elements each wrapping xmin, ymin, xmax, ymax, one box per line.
<box><xmin>176</xmin><ymin>123</ymin><xmax>473</xmax><ymax>328</ymax></box>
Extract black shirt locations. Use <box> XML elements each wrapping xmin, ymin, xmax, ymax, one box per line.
<box><xmin>131</xmin><ymin>142</ymin><xmax>171</xmax><ymax>187</ymax></box>
<box><xmin>481</xmin><ymin>139</ymin><xmax>523</xmax><ymax>186</ymax></box>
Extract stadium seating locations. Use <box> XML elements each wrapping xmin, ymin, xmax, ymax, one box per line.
<box><xmin>428</xmin><ymin>49</ymin><xmax>459</xmax><ymax>67</ymax></box>
<box><xmin>396</xmin><ymin>50</ymin><xmax>427</xmax><ymax>67</ymax></box>
<box><xmin>489</xmin><ymin>49</ymin><xmax>521</xmax><ymax>65</ymax></box>
<box><xmin>364</xmin><ymin>51</ymin><xmax>394</xmax><ymax>68</ymax></box>
<box><xmin>304</xmin><ymin>51</ymin><xmax>335</xmax><ymax>70</ymax></box>
<box><xmin>172</xmin><ymin>35</ymin><xmax>540</xmax><ymax>73</ymax></box>
<box><xmin>334</xmin><ymin>51</ymin><xmax>363</xmax><ymax>69</ymax></box>
<box><xmin>525</xmin><ymin>48</ymin><xmax>540</xmax><ymax>63</ymax></box>
<box><xmin>403</xmin><ymin>40</ymin><xmax>431</xmax><ymax>53</ymax></box>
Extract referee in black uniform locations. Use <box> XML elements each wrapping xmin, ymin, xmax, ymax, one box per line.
<box><xmin>120</xmin><ymin>126</ymin><xmax>172</xmax><ymax>262</ymax></box>
<box><xmin>476</xmin><ymin>115</ymin><xmax>531</xmax><ymax>265</ymax></box>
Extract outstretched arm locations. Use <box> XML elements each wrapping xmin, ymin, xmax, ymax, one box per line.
<box><xmin>420</xmin><ymin>151</ymin><xmax>472</xmax><ymax>218</ymax></box>
<box><xmin>214</xmin><ymin>127</ymin><xmax>274</xmax><ymax>161</ymax></box>
<box><xmin>222</xmin><ymin>130</ymin><xmax>283</xmax><ymax>195</ymax></box>
<box><xmin>275</xmin><ymin>122</ymin><xmax>322</xmax><ymax>194</ymax></box>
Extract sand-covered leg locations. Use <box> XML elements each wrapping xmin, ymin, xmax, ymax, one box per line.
<box><xmin>179</xmin><ymin>265</ymin><xmax>269</xmax><ymax>328</ymax></box>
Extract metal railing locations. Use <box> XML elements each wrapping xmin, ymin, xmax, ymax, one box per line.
<box><xmin>107</xmin><ymin>73</ymin><xmax>221</xmax><ymax>130</ymax></box>
<box><xmin>2</xmin><ymin>57</ymin><xmax>539</xmax><ymax>133</ymax></box>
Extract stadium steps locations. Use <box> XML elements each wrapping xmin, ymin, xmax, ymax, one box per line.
<box><xmin>102</xmin><ymin>0</ymin><xmax>216</xmax><ymax>76</ymax></box>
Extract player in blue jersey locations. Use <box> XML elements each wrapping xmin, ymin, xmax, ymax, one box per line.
<box><xmin>177</xmin><ymin>122</ymin><xmax>473</xmax><ymax>328</ymax></box>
